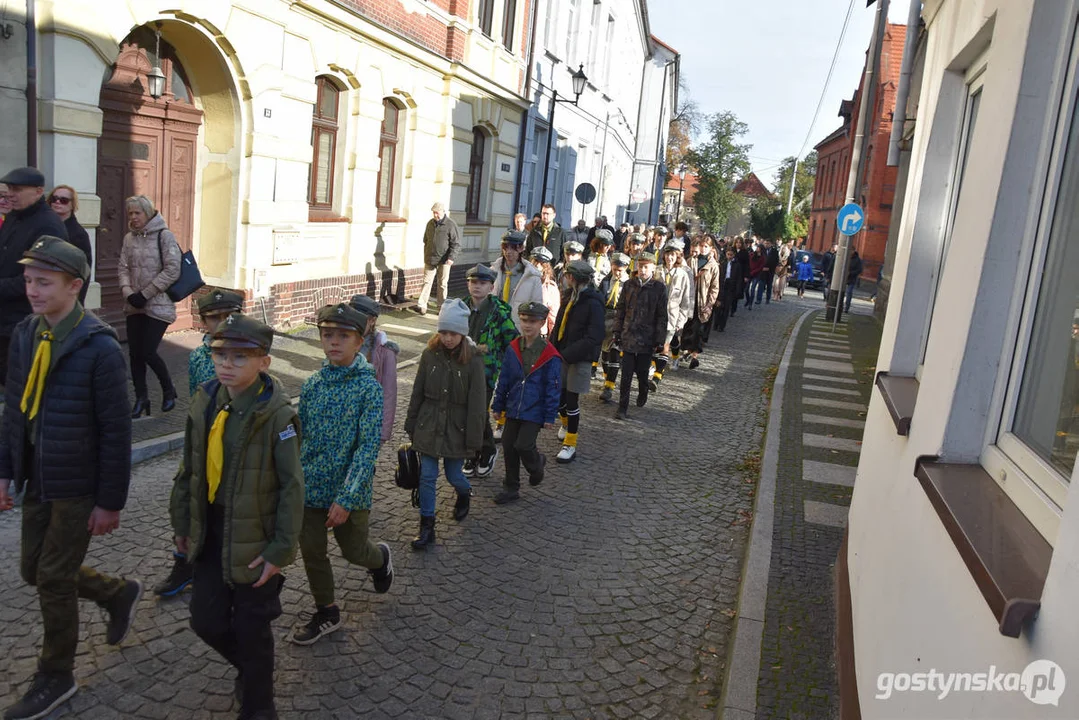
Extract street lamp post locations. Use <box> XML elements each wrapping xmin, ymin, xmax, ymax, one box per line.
<box><xmin>674</xmin><ymin>163</ymin><xmax>687</xmax><ymax>225</ymax></box>
<box><xmin>540</xmin><ymin>64</ymin><xmax>588</xmax><ymax>208</ymax></box>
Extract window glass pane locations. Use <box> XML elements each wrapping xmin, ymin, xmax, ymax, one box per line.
<box><xmin>314</xmin><ymin>130</ymin><xmax>333</xmax><ymax>204</ymax></box>
<box><xmin>502</xmin><ymin>0</ymin><xmax>516</xmax><ymax>50</ymax></box>
<box><xmin>1013</xmin><ymin>95</ymin><xmax>1079</xmax><ymax>479</ymax></box>
<box><xmin>378</xmin><ymin>143</ymin><xmax>395</xmax><ymax>209</ymax></box>
<box><xmin>382</xmin><ymin>101</ymin><xmax>398</xmax><ymax>137</ymax></box>
<box><xmin>319</xmin><ymin>82</ymin><xmax>338</xmax><ymax>120</ymax></box>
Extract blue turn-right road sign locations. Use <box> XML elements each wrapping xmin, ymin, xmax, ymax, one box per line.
<box><xmin>837</xmin><ymin>203</ymin><xmax>865</xmax><ymax>236</ymax></box>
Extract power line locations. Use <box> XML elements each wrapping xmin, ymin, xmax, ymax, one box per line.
<box><xmin>795</xmin><ymin>0</ymin><xmax>858</xmax><ymax>160</ymax></box>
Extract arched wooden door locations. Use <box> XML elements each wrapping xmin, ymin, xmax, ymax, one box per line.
<box><xmin>97</xmin><ymin>28</ymin><xmax>202</xmax><ymax>334</ymax></box>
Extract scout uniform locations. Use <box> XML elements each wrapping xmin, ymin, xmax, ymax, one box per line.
<box><xmin>491</xmin><ymin>302</ymin><xmax>562</xmax><ymax>504</ymax></box>
<box><xmin>598</xmin><ymin>253</ymin><xmax>631</xmax><ymax>403</ymax></box>
<box><xmin>170</xmin><ymin>314</ymin><xmax>304</xmax><ymax>720</ymax></box>
<box><xmin>612</xmin><ymin>252</ymin><xmax>668</xmax><ymax>420</ymax></box>
<box><xmin>1</xmin><ymin>237</ymin><xmax>139</xmax><ymax>720</ymax></box>
<box><xmin>189</xmin><ymin>288</ymin><xmax>244</xmax><ymax>397</ymax></box>
<box><xmin>463</xmin><ymin>264</ymin><xmax>519</xmax><ymax>479</ymax></box>
<box><xmin>294</xmin><ymin>303</ymin><xmax>391</xmax><ymax>646</ymax></box>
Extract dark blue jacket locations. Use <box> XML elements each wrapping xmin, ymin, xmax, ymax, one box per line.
<box><xmin>492</xmin><ymin>338</ymin><xmax>562</xmax><ymax>425</ymax></box>
<box><xmin>0</xmin><ymin>310</ymin><xmax>132</xmax><ymax>510</ymax></box>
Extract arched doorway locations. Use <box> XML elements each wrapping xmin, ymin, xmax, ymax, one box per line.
<box><xmin>97</xmin><ymin>26</ymin><xmax>203</xmax><ymax>332</ymax></box>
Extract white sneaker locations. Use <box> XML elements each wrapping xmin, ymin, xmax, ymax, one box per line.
<box><xmin>556</xmin><ymin>445</ymin><xmax>576</xmax><ymax>463</ymax></box>
<box><xmin>557</xmin><ymin>424</ymin><xmax>568</xmax><ymax>441</ymax></box>
<box><xmin>671</xmin><ymin>358</ymin><xmax>681</xmax><ymax>370</ymax></box>
<box><xmin>493</xmin><ymin>425</ymin><xmax>503</xmax><ymax>441</ymax></box>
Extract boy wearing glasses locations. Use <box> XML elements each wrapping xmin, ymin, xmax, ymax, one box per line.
<box><xmin>291</xmin><ymin>303</ymin><xmax>391</xmax><ymax>645</ymax></box>
<box><xmin>170</xmin><ymin>313</ymin><xmax>303</xmax><ymax>720</ymax></box>
<box><xmin>152</xmin><ymin>288</ymin><xmax>245</xmax><ymax>599</ymax></box>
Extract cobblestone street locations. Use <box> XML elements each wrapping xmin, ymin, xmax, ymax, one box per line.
<box><xmin>0</xmin><ymin>296</ymin><xmax>809</xmax><ymax>720</ymax></box>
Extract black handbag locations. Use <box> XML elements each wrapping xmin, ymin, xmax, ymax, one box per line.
<box><xmin>156</xmin><ymin>230</ymin><xmax>205</xmax><ymax>302</ymax></box>
<box><xmin>394</xmin><ymin>442</ymin><xmax>420</xmax><ymax>507</ymax></box>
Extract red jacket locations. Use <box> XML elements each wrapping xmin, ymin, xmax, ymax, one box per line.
<box><xmin>749</xmin><ymin>252</ymin><xmax>766</xmax><ymax>278</ymax></box>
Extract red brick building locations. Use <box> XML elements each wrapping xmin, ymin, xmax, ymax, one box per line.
<box><xmin>808</xmin><ymin>23</ymin><xmax>905</xmax><ymax>282</ymax></box>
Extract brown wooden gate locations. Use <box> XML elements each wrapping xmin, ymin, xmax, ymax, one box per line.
<box><xmin>97</xmin><ymin>32</ymin><xmax>202</xmax><ymax>336</ymax></box>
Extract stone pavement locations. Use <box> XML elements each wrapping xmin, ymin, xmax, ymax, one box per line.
<box><xmin>0</xmin><ymin>290</ymin><xmax>813</xmax><ymax>720</ymax></box>
<box><xmin>750</xmin><ymin>301</ymin><xmax>881</xmax><ymax>720</ymax></box>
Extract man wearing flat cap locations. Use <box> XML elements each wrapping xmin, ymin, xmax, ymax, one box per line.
<box><xmin>0</xmin><ymin>237</ymin><xmax>138</xmax><ymax>720</ymax></box>
<box><xmin>0</xmin><ymin>167</ymin><xmax>68</xmax><ymax>383</ymax></box>
<box><xmin>415</xmin><ymin>202</ymin><xmax>461</xmax><ymax>315</ymax></box>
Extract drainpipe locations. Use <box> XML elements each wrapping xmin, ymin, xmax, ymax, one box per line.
<box><xmin>887</xmin><ymin>1</ymin><xmax>921</xmax><ymax>166</ymax></box>
<box><xmin>25</xmin><ymin>0</ymin><xmax>37</xmax><ymax>167</ymax></box>
<box><xmin>513</xmin><ymin>0</ymin><xmax>543</xmax><ymax>214</ymax></box>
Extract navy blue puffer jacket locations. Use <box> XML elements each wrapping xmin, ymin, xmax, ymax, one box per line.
<box><xmin>0</xmin><ymin>311</ymin><xmax>132</xmax><ymax>510</ymax></box>
<box><xmin>491</xmin><ymin>338</ymin><xmax>562</xmax><ymax>425</ymax></box>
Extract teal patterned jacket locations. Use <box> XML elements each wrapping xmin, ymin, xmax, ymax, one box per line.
<box><xmin>299</xmin><ymin>353</ymin><xmax>384</xmax><ymax>511</ymax></box>
<box><xmin>188</xmin><ymin>339</ymin><xmax>215</xmax><ymax>398</ymax></box>
<box><xmin>466</xmin><ymin>295</ymin><xmax>519</xmax><ymax>390</ymax></box>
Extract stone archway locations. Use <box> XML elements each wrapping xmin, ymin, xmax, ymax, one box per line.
<box><xmin>96</xmin><ymin>26</ymin><xmax>204</xmax><ymax>332</ymax></box>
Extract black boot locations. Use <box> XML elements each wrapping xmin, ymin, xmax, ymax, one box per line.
<box><xmin>153</xmin><ymin>553</ymin><xmax>193</xmax><ymax>597</ymax></box>
<box><xmin>411</xmin><ymin>516</ymin><xmax>435</xmax><ymax>551</ymax></box>
<box><xmin>161</xmin><ymin>387</ymin><xmax>177</xmax><ymax>413</ymax></box>
<box><xmin>130</xmin><ymin>396</ymin><xmax>150</xmax><ymax>419</ymax></box>
<box><xmin>453</xmin><ymin>491</ymin><xmax>471</xmax><ymax>521</ymax></box>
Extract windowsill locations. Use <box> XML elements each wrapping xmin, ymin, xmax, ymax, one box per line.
<box><xmin>464</xmin><ymin>219</ymin><xmax>489</xmax><ymax>226</ymax></box>
<box><xmin>307</xmin><ymin>210</ymin><xmax>350</xmax><ymax>223</ymax></box>
<box><xmin>376</xmin><ymin>215</ymin><xmax>407</xmax><ymax>224</ymax></box>
<box><xmin>874</xmin><ymin>371</ymin><xmax>919</xmax><ymax>435</ymax></box>
<box><xmin>914</xmin><ymin>457</ymin><xmax>1052</xmax><ymax>638</ymax></box>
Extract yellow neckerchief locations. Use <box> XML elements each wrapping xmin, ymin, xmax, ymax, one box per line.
<box><xmin>606</xmin><ymin>273</ymin><xmax>623</xmax><ymax>308</ymax></box>
<box><xmin>21</xmin><ymin>309</ymin><xmax>85</xmax><ymax>420</ymax></box>
<box><xmin>558</xmin><ymin>288</ymin><xmax>577</xmax><ymax>341</ymax></box>
<box><xmin>206</xmin><ymin>381</ymin><xmax>264</xmax><ymax>504</ymax></box>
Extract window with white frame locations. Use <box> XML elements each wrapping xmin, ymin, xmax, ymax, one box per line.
<box><xmin>566</xmin><ymin>0</ymin><xmax>580</xmax><ymax>64</ymax></box>
<box><xmin>997</xmin><ymin>81</ymin><xmax>1079</xmax><ymax>507</ymax></box>
<box><xmin>920</xmin><ymin>63</ymin><xmax>985</xmax><ymax>366</ymax></box>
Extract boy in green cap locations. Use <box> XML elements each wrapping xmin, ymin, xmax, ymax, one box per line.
<box><xmin>0</xmin><ymin>236</ymin><xmax>139</xmax><ymax>720</ymax></box>
<box><xmin>170</xmin><ymin>313</ymin><xmax>304</xmax><ymax>720</ymax></box>
<box><xmin>292</xmin><ymin>303</ymin><xmax>391</xmax><ymax>646</ymax></box>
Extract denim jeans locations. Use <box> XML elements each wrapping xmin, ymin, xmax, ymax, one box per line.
<box><xmin>418</xmin><ymin>454</ymin><xmax>470</xmax><ymax>517</ymax></box>
<box><xmin>756</xmin><ymin>272</ymin><xmax>773</xmax><ymax>304</ymax></box>
<box><xmin>845</xmin><ymin>281</ymin><xmax>856</xmax><ymax>311</ymax></box>
<box><xmin>745</xmin><ymin>277</ymin><xmax>759</xmax><ymax>307</ymax></box>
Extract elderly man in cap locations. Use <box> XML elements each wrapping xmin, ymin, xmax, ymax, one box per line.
<box><xmin>462</xmin><ymin>264</ymin><xmax>518</xmax><ymax>478</ymax></box>
<box><xmin>415</xmin><ymin>202</ymin><xmax>461</xmax><ymax>315</ymax></box>
<box><xmin>0</xmin><ymin>167</ymin><xmax>68</xmax><ymax>382</ymax></box>
<box><xmin>0</xmin><ymin>237</ymin><xmax>137</xmax><ymax>720</ymax></box>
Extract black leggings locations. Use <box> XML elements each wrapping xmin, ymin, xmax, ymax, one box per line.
<box><xmin>126</xmin><ymin>313</ymin><xmax>175</xmax><ymax>398</ymax></box>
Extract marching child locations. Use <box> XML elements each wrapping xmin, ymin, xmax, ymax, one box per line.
<box><xmin>1</xmin><ymin>237</ymin><xmax>139</xmax><ymax>720</ymax></box>
<box><xmin>170</xmin><ymin>313</ymin><xmax>304</xmax><ymax>719</ymax></box>
<box><xmin>528</xmin><ymin>246</ymin><xmax>562</xmax><ymax>337</ymax></box>
<box><xmin>292</xmin><ymin>303</ymin><xmax>392</xmax><ymax>646</ymax></box>
<box><xmin>404</xmin><ymin>299</ymin><xmax>487</xmax><ymax>550</ymax></box>
<box><xmin>491</xmin><ymin>302</ymin><xmax>562</xmax><ymax>504</ymax></box>
<box><xmin>462</xmin><ymin>265</ymin><xmax>518</xmax><ymax>479</ymax></box>
<box><xmin>612</xmin><ymin>252</ymin><xmax>668</xmax><ymax>420</ymax></box>
<box><xmin>795</xmin><ymin>253</ymin><xmax>814</xmax><ymax>299</ymax></box>
<box><xmin>598</xmin><ymin>252</ymin><xmax>631</xmax><ymax>402</ymax></box>
<box><xmin>350</xmin><ymin>294</ymin><xmax>399</xmax><ymax>444</ymax></box>
<box><xmin>154</xmin><ymin>288</ymin><xmax>246</xmax><ymax>599</ymax></box>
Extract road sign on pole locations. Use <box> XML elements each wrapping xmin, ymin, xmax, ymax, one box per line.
<box><xmin>836</xmin><ymin>203</ymin><xmax>865</xmax><ymax>236</ymax></box>
<box><xmin>630</xmin><ymin>188</ymin><xmax>648</xmax><ymax>204</ymax></box>
<box><xmin>575</xmin><ymin>182</ymin><xmax>597</xmax><ymax>205</ymax></box>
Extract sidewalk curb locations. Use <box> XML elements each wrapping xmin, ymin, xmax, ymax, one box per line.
<box><xmin>719</xmin><ymin>308</ymin><xmax>816</xmax><ymax>720</ymax></box>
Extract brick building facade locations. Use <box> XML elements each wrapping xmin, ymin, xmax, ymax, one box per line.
<box><xmin>808</xmin><ymin>23</ymin><xmax>905</xmax><ymax>283</ymax></box>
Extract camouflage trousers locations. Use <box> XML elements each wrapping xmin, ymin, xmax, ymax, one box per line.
<box><xmin>21</xmin><ymin>496</ymin><xmax>126</xmax><ymax>673</ymax></box>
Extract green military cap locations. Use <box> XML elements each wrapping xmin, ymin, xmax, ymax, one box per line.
<box><xmin>197</xmin><ymin>288</ymin><xmax>244</xmax><ymax>315</ymax></box>
<box><xmin>655</xmin><ymin>226</ymin><xmax>670</xmax><ymax>236</ymax></box>
<box><xmin>564</xmin><ymin>240</ymin><xmax>585</xmax><ymax>255</ymax></box>
<box><xmin>611</xmin><ymin>252</ymin><xmax>631</xmax><ymax>267</ymax></box>
<box><xmin>317</xmin><ymin>303</ymin><xmax>367</xmax><ymax>332</ymax></box>
<box><xmin>637</xmin><ymin>252</ymin><xmax>658</xmax><ymax>265</ymax></box>
<box><xmin>564</xmin><ymin>259</ymin><xmax>595</xmax><ymax>280</ymax></box>
<box><xmin>19</xmin><ymin>236</ymin><xmax>89</xmax><ymax>280</ymax></box>
<box><xmin>530</xmin><ymin>246</ymin><xmax>554</xmax><ymax>263</ymax></box>
<box><xmin>466</xmin><ymin>264</ymin><xmax>498</xmax><ymax>282</ymax></box>
<box><xmin>349</xmin><ymin>294</ymin><xmax>381</xmax><ymax>319</ymax></box>
<box><xmin>501</xmin><ymin>230</ymin><xmax>527</xmax><ymax>246</ymax></box>
<box><xmin>626</xmin><ymin>232</ymin><xmax>646</xmax><ymax>245</ymax></box>
<box><xmin>210</xmin><ymin>313</ymin><xmax>273</xmax><ymax>351</ymax></box>
<box><xmin>517</xmin><ymin>301</ymin><xmax>550</xmax><ymax>319</ymax></box>
<box><xmin>595</xmin><ymin>228</ymin><xmax>614</xmax><ymax>244</ymax></box>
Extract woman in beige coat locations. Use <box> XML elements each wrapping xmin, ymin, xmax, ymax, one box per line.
<box><xmin>118</xmin><ymin>195</ymin><xmax>182</xmax><ymax>417</ymax></box>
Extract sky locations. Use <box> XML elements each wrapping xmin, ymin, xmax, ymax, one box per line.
<box><xmin>648</xmin><ymin>0</ymin><xmax>913</xmax><ymax>189</ymax></box>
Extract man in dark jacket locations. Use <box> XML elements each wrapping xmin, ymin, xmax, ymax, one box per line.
<box><xmin>821</xmin><ymin>243</ymin><xmax>837</xmax><ymax>301</ymax></box>
<box><xmin>612</xmin><ymin>252</ymin><xmax>667</xmax><ymax>419</ymax></box>
<box><xmin>0</xmin><ymin>167</ymin><xmax>68</xmax><ymax>382</ymax></box>
<box><xmin>0</xmin><ymin>237</ymin><xmax>138</xmax><ymax>720</ymax></box>
<box><xmin>551</xmin><ymin>260</ymin><xmax>605</xmax><ymax>463</ymax></box>
<box><xmin>415</xmin><ymin>202</ymin><xmax>460</xmax><ymax>315</ymax></box>
<box><xmin>715</xmin><ymin>247</ymin><xmax>744</xmax><ymax>332</ymax></box>
<box><xmin>845</xmin><ymin>250</ymin><xmax>864</xmax><ymax>312</ymax></box>
<box><xmin>760</xmin><ymin>240</ymin><xmax>780</xmax><ymax>305</ymax></box>
<box><xmin>526</xmin><ymin>203</ymin><xmax>566</xmax><ymax>263</ymax></box>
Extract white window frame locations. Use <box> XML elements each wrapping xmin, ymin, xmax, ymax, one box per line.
<box><xmin>981</xmin><ymin>22</ymin><xmax>1079</xmax><ymax>531</ymax></box>
<box><xmin>917</xmin><ymin>59</ymin><xmax>987</xmax><ymax>375</ymax></box>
